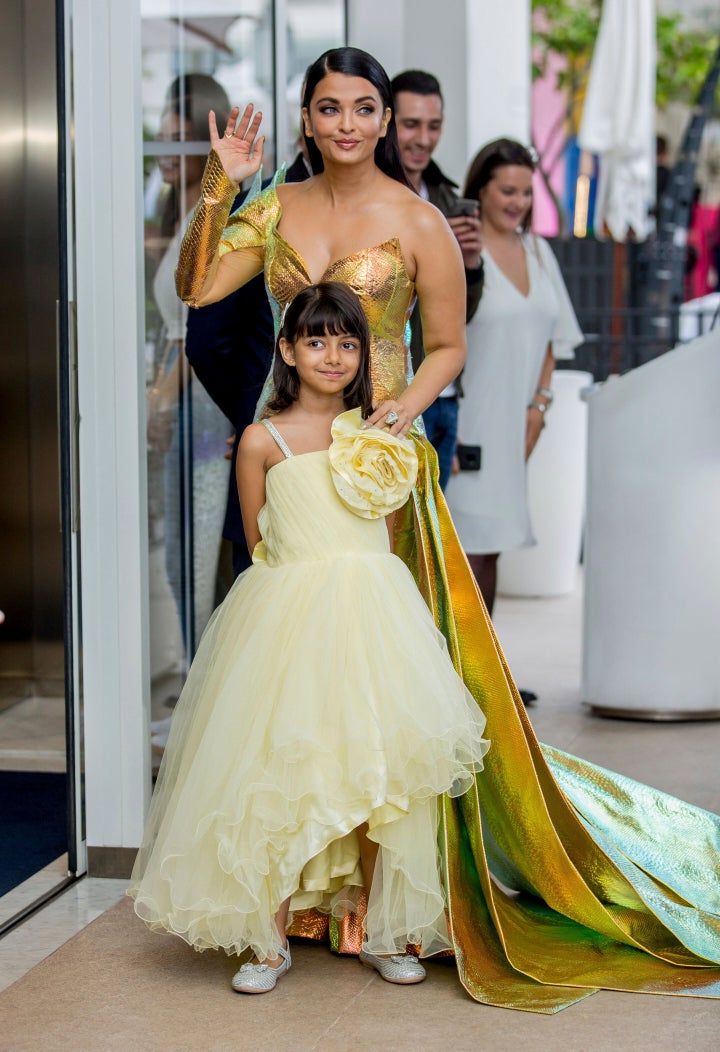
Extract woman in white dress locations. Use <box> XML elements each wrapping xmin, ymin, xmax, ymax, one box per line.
<box><xmin>446</xmin><ymin>139</ymin><xmax>582</xmax><ymax>622</ymax></box>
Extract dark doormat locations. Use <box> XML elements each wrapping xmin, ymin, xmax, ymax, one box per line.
<box><xmin>0</xmin><ymin>771</ymin><xmax>67</xmax><ymax>896</ymax></box>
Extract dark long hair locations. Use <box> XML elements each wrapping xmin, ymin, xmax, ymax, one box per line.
<box><xmin>301</xmin><ymin>47</ymin><xmax>411</xmax><ymax>188</ymax></box>
<box><xmin>266</xmin><ymin>283</ymin><xmax>374</xmax><ymax>418</ymax></box>
<box><xmin>464</xmin><ymin>138</ymin><xmax>536</xmax><ymax>232</ymax></box>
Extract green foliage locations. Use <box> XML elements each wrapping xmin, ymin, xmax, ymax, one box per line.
<box><xmin>532</xmin><ymin>0</ymin><xmax>600</xmax><ymax>89</ymax></box>
<box><xmin>530</xmin><ymin>1</ymin><xmax>719</xmax><ymax>231</ymax></box>
<box><xmin>655</xmin><ymin>14</ymin><xmax>718</xmax><ymax>108</ymax></box>
<box><xmin>531</xmin><ymin>1</ymin><xmax>718</xmax><ymax>107</ymax></box>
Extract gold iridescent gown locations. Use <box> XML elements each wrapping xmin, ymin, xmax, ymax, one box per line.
<box><xmin>167</xmin><ymin>154</ymin><xmax>720</xmax><ymax>1013</ymax></box>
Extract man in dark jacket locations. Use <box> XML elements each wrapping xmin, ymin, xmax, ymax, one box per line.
<box><xmin>391</xmin><ymin>70</ymin><xmax>484</xmax><ymax>489</ymax></box>
<box><xmin>185</xmin><ymin>151</ymin><xmax>310</xmax><ymax>576</ymax></box>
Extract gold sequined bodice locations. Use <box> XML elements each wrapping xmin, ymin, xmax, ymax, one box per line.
<box><xmin>219</xmin><ymin>186</ymin><xmax>416</xmax><ymax>403</ymax></box>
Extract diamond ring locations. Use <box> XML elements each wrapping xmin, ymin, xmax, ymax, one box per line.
<box><xmin>385</xmin><ymin>410</ymin><xmax>399</xmax><ymax>426</ymax></box>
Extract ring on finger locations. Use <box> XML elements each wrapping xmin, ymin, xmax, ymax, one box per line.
<box><xmin>225</xmin><ymin>130</ymin><xmax>234</xmax><ymax>139</ymax></box>
<box><xmin>385</xmin><ymin>410</ymin><xmax>399</xmax><ymax>427</ymax></box>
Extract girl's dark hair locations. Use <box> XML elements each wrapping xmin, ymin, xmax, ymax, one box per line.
<box><xmin>464</xmin><ymin>138</ymin><xmax>536</xmax><ymax>232</ymax></box>
<box><xmin>266</xmin><ymin>282</ymin><xmax>374</xmax><ymax>418</ymax></box>
<box><xmin>301</xmin><ymin>47</ymin><xmax>412</xmax><ymax>189</ymax></box>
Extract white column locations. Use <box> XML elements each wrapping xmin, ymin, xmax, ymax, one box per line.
<box><xmin>582</xmin><ymin>333</ymin><xmax>720</xmax><ymax>717</ymax></box>
<box><xmin>466</xmin><ymin>0</ymin><xmax>531</xmax><ymax>160</ymax></box>
<box><xmin>72</xmin><ymin>0</ymin><xmax>151</xmax><ymax>857</ymax></box>
<box><xmin>498</xmin><ymin>371</ymin><xmax>592</xmax><ymax>597</ymax></box>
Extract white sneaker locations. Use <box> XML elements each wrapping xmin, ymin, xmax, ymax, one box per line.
<box><xmin>231</xmin><ymin>943</ymin><xmax>292</xmax><ymax>994</ymax></box>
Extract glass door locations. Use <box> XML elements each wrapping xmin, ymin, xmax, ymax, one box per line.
<box><xmin>139</xmin><ymin>1</ymin><xmax>347</xmax><ymax>763</ymax></box>
<box><xmin>0</xmin><ymin>0</ymin><xmax>81</xmax><ymax>931</ymax></box>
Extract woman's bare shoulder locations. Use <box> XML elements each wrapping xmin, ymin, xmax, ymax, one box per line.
<box><xmin>394</xmin><ymin>194</ymin><xmax>457</xmax><ymax>262</ymax></box>
<box><xmin>383</xmin><ymin>181</ymin><xmax>451</xmax><ymax>233</ymax></box>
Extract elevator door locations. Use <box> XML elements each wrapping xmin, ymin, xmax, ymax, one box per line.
<box><xmin>0</xmin><ymin>0</ymin><xmax>79</xmax><ymax>927</ymax></box>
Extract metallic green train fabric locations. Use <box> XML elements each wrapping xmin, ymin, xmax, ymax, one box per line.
<box><xmin>401</xmin><ymin>441</ymin><xmax>720</xmax><ymax>1011</ymax></box>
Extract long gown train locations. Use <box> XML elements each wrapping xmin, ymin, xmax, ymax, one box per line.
<box><xmin>398</xmin><ymin>447</ymin><xmax>720</xmax><ymax>1011</ymax></box>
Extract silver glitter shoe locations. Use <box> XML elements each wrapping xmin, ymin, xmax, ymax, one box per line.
<box><xmin>359</xmin><ymin>945</ymin><xmax>426</xmax><ymax>985</ymax></box>
<box><xmin>231</xmin><ymin>943</ymin><xmax>292</xmax><ymax>994</ymax></box>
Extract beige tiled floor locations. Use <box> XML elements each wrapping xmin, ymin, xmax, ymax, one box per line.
<box><xmin>0</xmin><ymin>856</ymin><xmax>70</xmax><ymax>930</ymax></box>
<box><xmin>2</xmin><ymin>576</ymin><xmax>719</xmax><ymax>1047</ymax></box>
<box><xmin>0</xmin><ymin>876</ymin><xmax>128</xmax><ymax>993</ymax></box>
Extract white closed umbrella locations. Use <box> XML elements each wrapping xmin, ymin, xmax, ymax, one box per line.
<box><xmin>578</xmin><ymin>0</ymin><xmax>656</xmax><ymax>241</ymax></box>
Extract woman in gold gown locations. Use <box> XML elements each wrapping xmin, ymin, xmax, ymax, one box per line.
<box><xmin>174</xmin><ymin>46</ymin><xmax>720</xmax><ymax>1013</ymax></box>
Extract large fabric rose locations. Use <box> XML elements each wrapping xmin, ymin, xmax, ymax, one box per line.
<box><xmin>328</xmin><ymin>408</ymin><xmax>418</xmax><ymax>519</ymax></box>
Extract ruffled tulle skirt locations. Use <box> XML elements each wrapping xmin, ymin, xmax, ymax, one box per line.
<box><xmin>128</xmin><ymin>549</ymin><xmax>489</xmax><ymax>961</ymax></box>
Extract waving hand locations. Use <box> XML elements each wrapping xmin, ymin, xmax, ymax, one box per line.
<box><xmin>209</xmin><ymin>104</ymin><xmax>265</xmax><ymax>187</ymax></box>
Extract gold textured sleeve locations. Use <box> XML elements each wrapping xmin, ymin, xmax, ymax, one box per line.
<box><xmin>175</xmin><ymin>150</ymin><xmax>265</xmax><ymax>307</ymax></box>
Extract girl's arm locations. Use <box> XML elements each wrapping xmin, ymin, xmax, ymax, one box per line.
<box><xmin>236</xmin><ymin>423</ymin><xmax>272</xmax><ymax>553</ymax></box>
<box><xmin>175</xmin><ymin>105</ymin><xmax>267</xmax><ymax>307</ymax></box>
<box><xmin>365</xmin><ymin>205</ymin><xmax>467</xmax><ymax>434</ymax></box>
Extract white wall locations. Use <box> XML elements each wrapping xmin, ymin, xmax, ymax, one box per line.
<box><xmin>465</xmin><ymin>1</ymin><xmax>531</xmax><ymax>159</ymax></box>
<box><xmin>346</xmin><ymin>0</ymin><xmax>407</xmax><ymax>82</ymax></box>
<box><xmin>348</xmin><ymin>0</ymin><xmax>531</xmax><ymax>186</ymax></box>
<box><xmin>399</xmin><ymin>0</ymin><xmax>470</xmax><ymax>184</ymax></box>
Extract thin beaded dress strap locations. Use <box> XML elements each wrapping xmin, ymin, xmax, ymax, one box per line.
<box><xmin>261</xmin><ymin>418</ymin><xmax>294</xmax><ymax>459</ymax></box>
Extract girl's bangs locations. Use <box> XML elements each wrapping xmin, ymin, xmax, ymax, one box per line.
<box><xmin>294</xmin><ymin>300</ymin><xmax>361</xmax><ymax>339</ymax></box>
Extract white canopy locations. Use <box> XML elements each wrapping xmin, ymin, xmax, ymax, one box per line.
<box><xmin>578</xmin><ymin>0</ymin><xmax>656</xmax><ymax>241</ymax></box>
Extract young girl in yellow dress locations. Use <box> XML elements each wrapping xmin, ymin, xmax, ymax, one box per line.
<box><xmin>128</xmin><ymin>281</ymin><xmax>489</xmax><ymax>994</ymax></box>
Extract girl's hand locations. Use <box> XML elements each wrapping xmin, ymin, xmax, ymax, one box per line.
<box><xmin>209</xmin><ymin>104</ymin><xmax>265</xmax><ymax>187</ymax></box>
<box><xmin>525</xmin><ymin>406</ymin><xmax>545</xmax><ymax>460</ymax></box>
<box><xmin>364</xmin><ymin>399</ymin><xmax>412</xmax><ymax>438</ymax></box>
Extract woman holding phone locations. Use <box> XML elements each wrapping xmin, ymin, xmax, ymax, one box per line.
<box><xmin>448</xmin><ymin>139</ymin><xmax>583</xmax><ymax>623</ymax></box>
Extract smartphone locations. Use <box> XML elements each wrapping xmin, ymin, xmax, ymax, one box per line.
<box><xmin>457</xmin><ymin>444</ymin><xmax>482</xmax><ymax>471</ymax></box>
<box><xmin>447</xmin><ymin>198</ymin><xmax>479</xmax><ymax>218</ymax></box>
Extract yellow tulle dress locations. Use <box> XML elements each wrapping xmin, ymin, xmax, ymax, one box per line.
<box><xmin>129</xmin><ymin>411</ymin><xmax>489</xmax><ymax>962</ymax></box>
<box><xmin>132</xmin><ymin>154</ymin><xmax>720</xmax><ymax>1013</ymax></box>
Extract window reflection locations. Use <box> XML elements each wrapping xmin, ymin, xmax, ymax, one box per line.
<box><xmin>140</xmin><ymin>2</ymin><xmax>346</xmax><ymax>757</ymax></box>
